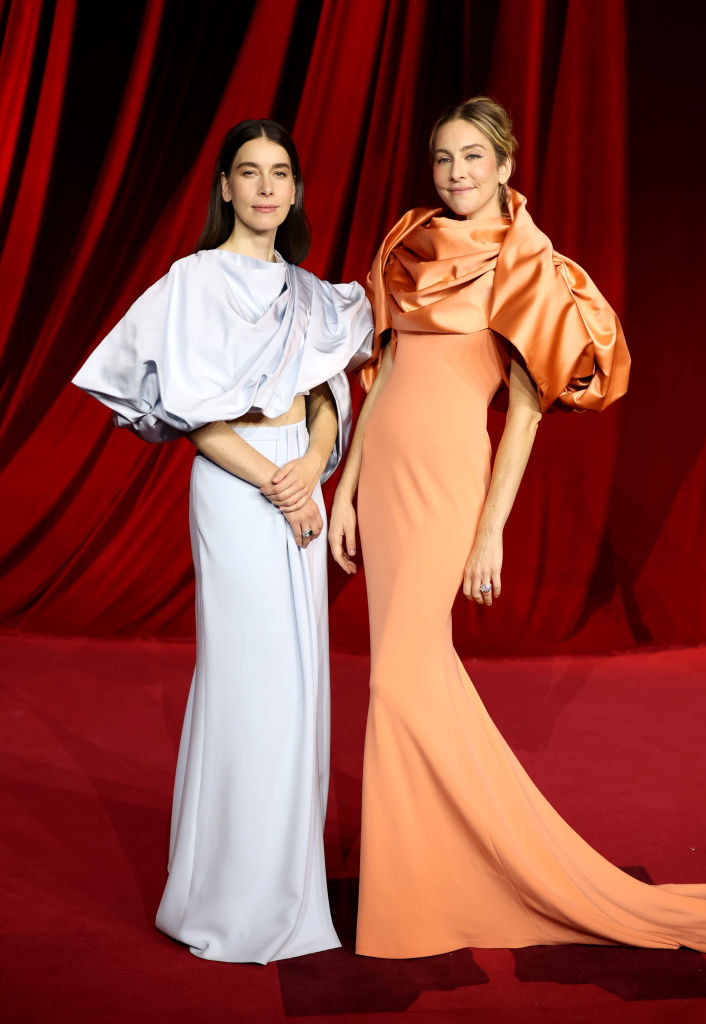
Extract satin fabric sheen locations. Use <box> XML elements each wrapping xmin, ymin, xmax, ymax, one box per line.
<box><xmin>73</xmin><ymin>254</ymin><xmax>372</xmax><ymax>962</ymax></box>
<box><xmin>156</xmin><ymin>422</ymin><xmax>339</xmax><ymax>963</ymax></box>
<box><xmin>73</xmin><ymin>250</ymin><xmax>373</xmax><ymax>480</ymax></box>
<box><xmin>360</xmin><ymin>188</ymin><xmax>630</xmax><ymax>412</ymax></box>
<box><xmin>355</xmin><ymin>200</ymin><xmax>706</xmax><ymax>957</ymax></box>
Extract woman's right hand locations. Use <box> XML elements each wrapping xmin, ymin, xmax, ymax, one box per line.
<box><xmin>283</xmin><ymin>497</ymin><xmax>323</xmax><ymax>549</ymax></box>
<box><xmin>260</xmin><ymin>451</ymin><xmax>322</xmax><ymax>513</ymax></box>
<box><xmin>328</xmin><ymin>493</ymin><xmax>358</xmax><ymax>573</ymax></box>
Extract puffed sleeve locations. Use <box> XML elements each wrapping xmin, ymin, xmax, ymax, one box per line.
<box><xmin>489</xmin><ymin>204</ymin><xmax>630</xmax><ymax>412</ymax></box>
<box><xmin>300</xmin><ymin>271</ymin><xmax>374</xmax><ymax>479</ymax></box>
<box><xmin>72</xmin><ymin>270</ymin><xmax>185</xmax><ymax>441</ymax></box>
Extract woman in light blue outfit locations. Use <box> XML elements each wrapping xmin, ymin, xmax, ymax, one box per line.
<box><xmin>73</xmin><ymin>120</ymin><xmax>373</xmax><ymax>963</ymax></box>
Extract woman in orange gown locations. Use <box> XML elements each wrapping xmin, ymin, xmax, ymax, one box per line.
<box><xmin>329</xmin><ymin>97</ymin><xmax>706</xmax><ymax>958</ymax></box>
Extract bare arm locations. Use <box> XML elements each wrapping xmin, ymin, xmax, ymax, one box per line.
<box><xmin>188</xmin><ymin>420</ymin><xmax>278</xmax><ymax>486</ymax></box>
<box><xmin>188</xmin><ymin>420</ymin><xmax>323</xmax><ymax>549</ymax></box>
<box><xmin>259</xmin><ymin>382</ymin><xmax>338</xmax><ymax>511</ymax></box>
<box><xmin>463</xmin><ymin>357</ymin><xmax>542</xmax><ymax>605</ymax></box>
<box><xmin>328</xmin><ymin>344</ymin><xmax>395</xmax><ymax>573</ymax></box>
<box><xmin>306</xmin><ymin>381</ymin><xmax>339</xmax><ymax>469</ymax></box>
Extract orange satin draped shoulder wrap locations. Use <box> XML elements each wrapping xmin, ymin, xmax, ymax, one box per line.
<box><xmin>359</xmin><ymin>190</ymin><xmax>630</xmax><ymax>412</ymax></box>
<box><xmin>359</xmin><ymin>207</ymin><xmax>432</xmax><ymax>392</ymax></box>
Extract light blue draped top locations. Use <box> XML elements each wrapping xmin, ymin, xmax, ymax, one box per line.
<box><xmin>72</xmin><ymin>249</ymin><xmax>373</xmax><ymax>481</ymax></box>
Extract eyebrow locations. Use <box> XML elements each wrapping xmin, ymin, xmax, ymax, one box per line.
<box><xmin>234</xmin><ymin>161</ymin><xmax>291</xmax><ymax>170</ymax></box>
<box><xmin>434</xmin><ymin>143</ymin><xmax>487</xmax><ymax>155</ymax></box>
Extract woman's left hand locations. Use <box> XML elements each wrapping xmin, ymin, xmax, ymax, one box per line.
<box><xmin>260</xmin><ymin>452</ymin><xmax>323</xmax><ymax>512</ymax></box>
<box><xmin>462</xmin><ymin>529</ymin><xmax>503</xmax><ymax>606</ymax></box>
<box><xmin>283</xmin><ymin>498</ymin><xmax>324</xmax><ymax>548</ymax></box>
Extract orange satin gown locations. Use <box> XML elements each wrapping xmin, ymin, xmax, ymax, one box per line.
<box><xmin>355</xmin><ymin>191</ymin><xmax>706</xmax><ymax>958</ymax></box>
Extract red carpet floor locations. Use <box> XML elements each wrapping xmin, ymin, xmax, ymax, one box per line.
<box><xmin>2</xmin><ymin>635</ymin><xmax>706</xmax><ymax>1023</ymax></box>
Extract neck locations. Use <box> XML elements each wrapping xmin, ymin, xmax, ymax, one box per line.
<box><xmin>464</xmin><ymin>201</ymin><xmax>503</xmax><ymax>222</ymax></box>
<box><xmin>218</xmin><ymin>226</ymin><xmax>278</xmax><ymax>263</ymax></box>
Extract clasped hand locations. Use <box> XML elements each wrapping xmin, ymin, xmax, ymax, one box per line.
<box><xmin>282</xmin><ymin>498</ymin><xmax>323</xmax><ymax>549</ymax></box>
<box><xmin>261</xmin><ymin>452</ymin><xmax>324</xmax><ymax>549</ymax></box>
<box><xmin>260</xmin><ymin>452</ymin><xmax>321</xmax><ymax>512</ymax></box>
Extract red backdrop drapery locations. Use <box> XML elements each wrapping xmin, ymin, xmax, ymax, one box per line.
<box><xmin>1</xmin><ymin>0</ymin><xmax>704</xmax><ymax>653</ymax></box>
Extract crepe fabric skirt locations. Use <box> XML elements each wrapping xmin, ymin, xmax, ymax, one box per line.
<box><xmin>356</xmin><ymin>328</ymin><xmax>706</xmax><ymax>958</ymax></box>
<box><xmin>155</xmin><ymin>420</ymin><xmax>340</xmax><ymax>963</ymax></box>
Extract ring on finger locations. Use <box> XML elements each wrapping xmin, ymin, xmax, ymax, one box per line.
<box><xmin>302</xmin><ymin>529</ymin><xmax>314</xmax><ymax>538</ymax></box>
<box><xmin>479</xmin><ymin>582</ymin><xmax>492</xmax><ymax>594</ymax></box>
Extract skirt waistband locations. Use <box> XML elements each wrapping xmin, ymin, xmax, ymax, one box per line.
<box><xmin>230</xmin><ymin>419</ymin><xmax>307</xmax><ymax>442</ymax></box>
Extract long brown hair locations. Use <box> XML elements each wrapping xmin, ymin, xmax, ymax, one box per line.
<box><xmin>195</xmin><ymin>119</ymin><xmax>311</xmax><ymax>264</ymax></box>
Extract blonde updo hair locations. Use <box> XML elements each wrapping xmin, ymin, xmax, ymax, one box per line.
<box><xmin>429</xmin><ymin>96</ymin><xmax>518</xmax><ymax>212</ymax></box>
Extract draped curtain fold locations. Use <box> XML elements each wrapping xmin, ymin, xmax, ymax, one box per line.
<box><xmin>1</xmin><ymin>0</ymin><xmax>76</xmax><ymax>390</ymax></box>
<box><xmin>1</xmin><ymin>0</ymin><xmax>703</xmax><ymax>653</ymax></box>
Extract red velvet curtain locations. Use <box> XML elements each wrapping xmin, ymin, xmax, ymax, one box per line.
<box><xmin>1</xmin><ymin>0</ymin><xmax>704</xmax><ymax>653</ymax></box>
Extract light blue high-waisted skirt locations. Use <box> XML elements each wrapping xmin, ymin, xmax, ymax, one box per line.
<box><xmin>156</xmin><ymin>421</ymin><xmax>339</xmax><ymax>963</ymax></box>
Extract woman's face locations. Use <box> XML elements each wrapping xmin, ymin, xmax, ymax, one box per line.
<box><xmin>432</xmin><ymin>119</ymin><xmax>509</xmax><ymax>221</ymax></box>
<box><xmin>221</xmin><ymin>137</ymin><xmax>296</xmax><ymax>236</ymax></box>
